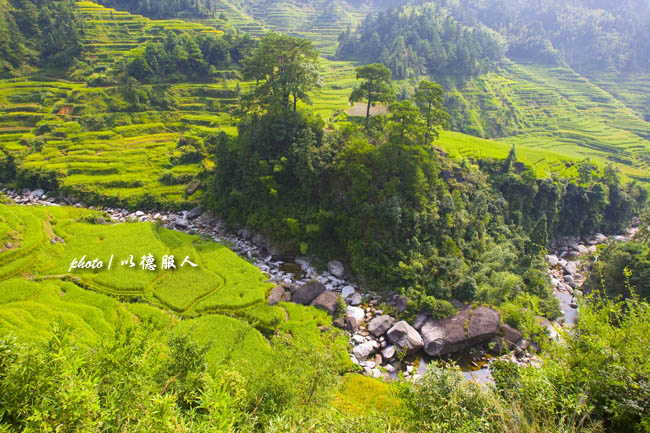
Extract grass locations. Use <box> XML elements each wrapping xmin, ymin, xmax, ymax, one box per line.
<box><xmin>0</xmin><ymin>201</ymin><xmax>352</xmax><ymax>382</ymax></box>
<box><xmin>333</xmin><ymin>374</ymin><xmax>402</xmax><ymax>416</ymax></box>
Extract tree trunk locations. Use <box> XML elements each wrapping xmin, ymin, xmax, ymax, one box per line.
<box><xmin>424</xmin><ymin>102</ymin><xmax>432</xmax><ymax>147</ymax></box>
<box><xmin>365</xmin><ymin>90</ymin><xmax>372</xmax><ymax>128</ymax></box>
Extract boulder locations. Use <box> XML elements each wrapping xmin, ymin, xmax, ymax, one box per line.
<box><xmin>333</xmin><ymin>317</ymin><xmax>345</xmax><ymax>329</ymax></box>
<box><xmin>500</xmin><ymin>323</ymin><xmax>523</xmax><ymax>346</ymax></box>
<box><xmin>187</xmin><ymin>205</ymin><xmax>203</xmax><ymax>219</ymax></box>
<box><xmin>546</xmin><ymin>254</ymin><xmax>559</xmax><ymax>267</ymax></box>
<box><xmin>353</xmin><ymin>341</ymin><xmax>376</xmax><ymax>361</ymax></box>
<box><xmin>421</xmin><ymin>307</ymin><xmax>500</xmax><ymax>357</ymax></box>
<box><xmin>268</xmin><ymin>285</ymin><xmax>285</xmax><ymax>306</ymax></box>
<box><xmin>394</xmin><ymin>295</ymin><xmax>409</xmax><ymax>313</ymax></box>
<box><xmin>280</xmin><ymin>291</ymin><xmax>292</xmax><ymax>302</ymax></box>
<box><xmin>348</xmin><ymin>293</ymin><xmax>362</xmax><ymax>306</ymax></box>
<box><xmin>412</xmin><ymin>313</ymin><xmax>429</xmax><ymax>330</ymax></box>
<box><xmin>381</xmin><ymin>344</ymin><xmax>396</xmax><ymax>360</ymax></box>
<box><xmin>368</xmin><ymin>315</ymin><xmax>394</xmax><ymax>337</ymax></box>
<box><xmin>341</xmin><ymin>285</ymin><xmax>356</xmax><ymax>299</ymax></box>
<box><xmin>327</xmin><ymin>260</ymin><xmax>345</xmax><ymax>278</ymax></box>
<box><xmin>346</xmin><ymin>306</ymin><xmax>365</xmax><ymax>323</ymax></box>
<box><xmin>564</xmin><ymin>261</ymin><xmax>578</xmax><ymax>275</ymax></box>
<box><xmin>311</xmin><ymin>290</ymin><xmax>339</xmax><ymax>315</ymax></box>
<box><xmin>386</xmin><ymin>321</ymin><xmax>423</xmax><ymax>354</ymax></box>
<box><xmin>292</xmin><ymin>281</ymin><xmax>326</xmax><ymax>305</ymax></box>
<box><xmin>346</xmin><ymin>306</ymin><xmax>364</xmax><ymax>331</ymax></box>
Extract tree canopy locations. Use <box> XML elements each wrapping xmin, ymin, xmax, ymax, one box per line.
<box><xmin>242</xmin><ymin>33</ymin><xmax>321</xmax><ymax>113</ymax></box>
<box><xmin>349</xmin><ymin>63</ymin><xmax>394</xmax><ymax>125</ymax></box>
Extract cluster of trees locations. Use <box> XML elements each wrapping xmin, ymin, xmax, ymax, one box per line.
<box><xmin>123</xmin><ymin>30</ymin><xmax>254</xmax><ymax>83</ymax></box>
<box><xmin>0</xmin><ymin>0</ymin><xmax>82</xmax><ymax>75</ymax></box>
<box><xmin>488</xmin><ymin>153</ymin><xmax>648</xmax><ymax>239</ymax></box>
<box><xmin>336</xmin><ymin>3</ymin><xmax>504</xmax><ymax>79</ymax></box>
<box><xmin>441</xmin><ymin>0</ymin><xmax>650</xmax><ymax>72</ymax></box>
<box><xmin>206</xmin><ymin>34</ymin><xmax>647</xmax><ymax>324</ymax></box>
<box><xmin>96</xmin><ymin>0</ymin><xmax>227</xmax><ymax>19</ymax></box>
<box><xmin>587</xmin><ymin>215</ymin><xmax>650</xmax><ymax>300</ymax></box>
<box><xmin>205</xmin><ymin>35</ymin><xmax>562</xmax><ymax>322</ymax></box>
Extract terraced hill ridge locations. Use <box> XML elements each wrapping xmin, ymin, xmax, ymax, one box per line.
<box><xmin>441</xmin><ymin>62</ymin><xmax>650</xmax><ymax>182</ymax></box>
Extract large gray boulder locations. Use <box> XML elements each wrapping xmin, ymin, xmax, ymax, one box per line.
<box><xmin>292</xmin><ymin>281</ymin><xmax>326</xmax><ymax>305</ymax></box>
<box><xmin>421</xmin><ymin>307</ymin><xmax>500</xmax><ymax>356</ymax></box>
<box><xmin>311</xmin><ymin>290</ymin><xmax>339</xmax><ymax>315</ymax></box>
<box><xmin>386</xmin><ymin>321</ymin><xmax>423</xmax><ymax>354</ymax></box>
<box><xmin>368</xmin><ymin>315</ymin><xmax>394</xmax><ymax>337</ymax></box>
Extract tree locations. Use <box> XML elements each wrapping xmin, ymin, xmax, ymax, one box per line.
<box><xmin>503</xmin><ymin>144</ymin><xmax>517</xmax><ymax>173</ymax></box>
<box><xmin>349</xmin><ymin>63</ymin><xmax>394</xmax><ymax>126</ymax></box>
<box><xmin>242</xmin><ymin>33</ymin><xmax>320</xmax><ymax>113</ymax></box>
<box><xmin>414</xmin><ymin>80</ymin><xmax>450</xmax><ymax>146</ymax></box>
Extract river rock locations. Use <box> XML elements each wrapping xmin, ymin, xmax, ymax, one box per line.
<box><xmin>564</xmin><ymin>261</ymin><xmax>578</xmax><ymax>275</ymax></box>
<box><xmin>187</xmin><ymin>205</ymin><xmax>203</xmax><ymax>219</ymax></box>
<box><xmin>341</xmin><ymin>285</ymin><xmax>355</xmax><ymax>299</ymax></box>
<box><xmin>413</xmin><ymin>313</ymin><xmax>429</xmax><ymax>330</ymax></box>
<box><xmin>421</xmin><ymin>307</ymin><xmax>500</xmax><ymax>357</ymax></box>
<box><xmin>368</xmin><ymin>315</ymin><xmax>394</xmax><ymax>337</ymax></box>
<box><xmin>500</xmin><ymin>323</ymin><xmax>523</xmax><ymax>346</ymax></box>
<box><xmin>346</xmin><ymin>306</ymin><xmax>365</xmax><ymax>323</ymax></box>
<box><xmin>268</xmin><ymin>285</ymin><xmax>284</xmax><ymax>305</ymax></box>
<box><xmin>381</xmin><ymin>344</ymin><xmax>396</xmax><ymax>360</ymax></box>
<box><xmin>348</xmin><ymin>293</ymin><xmax>362</xmax><ymax>306</ymax></box>
<box><xmin>546</xmin><ymin>254</ymin><xmax>559</xmax><ymax>267</ymax></box>
<box><xmin>353</xmin><ymin>341</ymin><xmax>378</xmax><ymax>361</ymax></box>
<box><xmin>311</xmin><ymin>290</ymin><xmax>339</xmax><ymax>314</ymax></box>
<box><xmin>394</xmin><ymin>295</ymin><xmax>409</xmax><ymax>313</ymax></box>
<box><xmin>292</xmin><ymin>281</ymin><xmax>326</xmax><ymax>305</ymax></box>
<box><xmin>327</xmin><ymin>260</ymin><xmax>345</xmax><ymax>278</ymax></box>
<box><xmin>386</xmin><ymin>321</ymin><xmax>423</xmax><ymax>354</ymax></box>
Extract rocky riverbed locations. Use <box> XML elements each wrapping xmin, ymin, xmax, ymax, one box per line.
<box><xmin>2</xmin><ymin>187</ymin><xmax>638</xmax><ymax>382</ymax></box>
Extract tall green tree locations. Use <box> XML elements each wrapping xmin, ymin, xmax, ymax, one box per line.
<box><xmin>349</xmin><ymin>63</ymin><xmax>394</xmax><ymax>126</ymax></box>
<box><xmin>242</xmin><ymin>33</ymin><xmax>320</xmax><ymax>113</ymax></box>
<box><xmin>413</xmin><ymin>80</ymin><xmax>449</xmax><ymax>146</ymax></box>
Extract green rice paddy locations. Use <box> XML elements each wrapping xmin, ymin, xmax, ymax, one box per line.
<box><xmin>0</xmin><ymin>201</ymin><xmax>351</xmax><ymax>374</ymax></box>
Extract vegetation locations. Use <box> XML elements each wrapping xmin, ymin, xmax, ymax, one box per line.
<box><xmin>337</xmin><ymin>3</ymin><xmax>504</xmax><ymax>79</ymax></box>
<box><xmin>0</xmin><ymin>2</ymin><xmax>649</xmax><ymax>432</ymax></box>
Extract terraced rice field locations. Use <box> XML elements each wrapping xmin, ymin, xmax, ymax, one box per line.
<box><xmin>0</xmin><ymin>2</ymin><xmax>250</xmax><ymax>208</ymax></box>
<box><xmin>0</xmin><ymin>201</ymin><xmax>350</xmax><ymax>373</ymax></box>
<box><xmin>443</xmin><ymin>62</ymin><xmax>650</xmax><ymax>183</ymax></box>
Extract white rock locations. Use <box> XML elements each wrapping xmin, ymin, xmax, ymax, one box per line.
<box><xmin>341</xmin><ymin>285</ymin><xmax>355</xmax><ymax>299</ymax></box>
<box><xmin>353</xmin><ymin>341</ymin><xmax>377</xmax><ymax>361</ymax></box>
<box><xmin>346</xmin><ymin>306</ymin><xmax>365</xmax><ymax>323</ymax></box>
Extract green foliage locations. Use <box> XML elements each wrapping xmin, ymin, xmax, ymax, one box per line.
<box><xmin>349</xmin><ymin>63</ymin><xmax>394</xmax><ymax>124</ymax></box>
<box><xmin>337</xmin><ymin>3</ymin><xmax>504</xmax><ymax>79</ymax></box>
<box><xmin>124</xmin><ymin>30</ymin><xmax>254</xmax><ymax>83</ymax></box>
<box><xmin>0</xmin><ymin>0</ymin><xmax>82</xmax><ymax>75</ymax></box>
<box><xmin>494</xmin><ymin>291</ymin><xmax>650</xmax><ymax>432</ymax></box>
<box><xmin>589</xmin><ymin>240</ymin><xmax>650</xmax><ymax>300</ymax></box>
<box><xmin>242</xmin><ymin>33</ymin><xmax>321</xmax><ymax>113</ymax></box>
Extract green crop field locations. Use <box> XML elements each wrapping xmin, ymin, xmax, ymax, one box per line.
<box><xmin>437</xmin><ymin>61</ymin><xmax>650</xmax><ymax>183</ymax></box>
<box><xmin>0</xmin><ymin>201</ymin><xmax>351</xmax><ymax>375</ymax></box>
